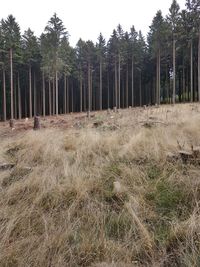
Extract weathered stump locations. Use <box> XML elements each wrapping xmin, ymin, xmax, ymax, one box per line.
<box><xmin>113</xmin><ymin>107</ymin><xmax>117</xmax><ymax>113</ymax></box>
<box><xmin>107</xmin><ymin>108</ymin><xmax>111</xmax><ymax>115</ymax></box>
<box><xmin>33</xmin><ymin>116</ymin><xmax>41</xmax><ymax>130</ymax></box>
<box><xmin>9</xmin><ymin>119</ymin><xmax>15</xmax><ymax>128</ymax></box>
<box><xmin>87</xmin><ymin>111</ymin><xmax>91</xmax><ymax>119</ymax></box>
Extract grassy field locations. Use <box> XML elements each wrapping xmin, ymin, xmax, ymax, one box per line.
<box><xmin>0</xmin><ymin>104</ymin><xmax>200</xmax><ymax>267</ymax></box>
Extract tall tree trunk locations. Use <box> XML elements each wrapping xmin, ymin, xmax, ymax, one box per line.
<box><xmin>88</xmin><ymin>62</ymin><xmax>91</xmax><ymax>112</ymax></box>
<box><xmin>67</xmin><ymin>77</ymin><xmax>69</xmax><ymax>113</ymax></box>
<box><xmin>42</xmin><ymin>71</ymin><xmax>45</xmax><ymax>116</ymax></box>
<box><xmin>126</xmin><ymin>63</ymin><xmax>128</xmax><ymax>108</ymax></box>
<box><xmin>139</xmin><ymin>70</ymin><xmax>142</xmax><ymax>106</ymax></box>
<box><xmin>190</xmin><ymin>39</ymin><xmax>193</xmax><ymax>102</ymax></box>
<box><xmin>17</xmin><ymin>72</ymin><xmax>21</xmax><ymax>120</ymax></box>
<box><xmin>131</xmin><ymin>55</ymin><xmax>134</xmax><ymax>107</ymax></box>
<box><xmin>83</xmin><ymin>79</ymin><xmax>86</xmax><ymax>112</ymax></box>
<box><xmin>100</xmin><ymin>58</ymin><xmax>102</xmax><ymax>110</ymax></box>
<box><xmin>173</xmin><ymin>38</ymin><xmax>176</xmax><ymax>104</ymax></box>
<box><xmin>198</xmin><ymin>28</ymin><xmax>200</xmax><ymax>102</ymax></box>
<box><xmin>114</xmin><ymin>59</ymin><xmax>117</xmax><ymax>108</ymax></box>
<box><xmin>107</xmin><ymin>70</ymin><xmax>110</xmax><ymax>109</ymax></box>
<box><xmin>118</xmin><ymin>54</ymin><xmax>121</xmax><ymax>108</ymax></box>
<box><xmin>49</xmin><ymin>79</ymin><xmax>51</xmax><ymax>115</ymax></box>
<box><xmin>25</xmin><ymin>87</ymin><xmax>27</xmax><ymax>118</ymax></box>
<box><xmin>3</xmin><ymin>68</ymin><xmax>6</xmax><ymax>121</ymax></box>
<box><xmin>56</xmin><ymin>71</ymin><xmax>58</xmax><ymax>116</ymax></box>
<box><xmin>182</xmin><ymin>61</ymin><xmax>185</xmax><ymax>103</ymax></box>
<box><xmin>71</xmin><ymin>80</ymin><xmax>74</xmax><ymax>113</ymax></box>
<box><xmin>10</xmin><ymin>48</ymin><xmax>14</xmax><ymax>120</ymax></box>
<box><xmin>64</xmin><ymin>74</ymin><xmax>67</xmax><ymax>114</ymax></box>
<box><xmin>158</xmin><ymin>48</ymin><xmax>161</xmax><ymax>105</ymax></box>
<box><xmin>80</xmin><ymin>71</ymin><xmax>82</xmax><ymax>112</ymax></box>
<box><xmin>14</xmin><ymin>79</ymin><xmax>17</xmax><ymax>119</ymax></box>
<box><xmin>156</xmin><ymin>52</ymin><xmax>158</xmax><ymax>104</ymax></box>
<box><xmin>52</xmin><ymin>77</ymin><xmax>55</xmax><ymax>115</ymax></box>
<box><xmin>34</xmin><ymin>72</ymin><xmax>36</xmax><ymax>116</ymax></box>
<box><xmin>29</xmin><ymin>65</ymin><xmax>32</xmax><ymax>118</ymax></box>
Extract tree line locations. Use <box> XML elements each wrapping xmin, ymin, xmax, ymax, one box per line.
<box><xmin>0</xmin><ymin>0</ymin><xmax>200</xmax><ymax>121</ymax></box>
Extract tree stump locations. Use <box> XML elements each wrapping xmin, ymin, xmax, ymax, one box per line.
<box><xmin>87</xmin><ymin>111</ymin><xmax>90</xmax><ymax>119</ymax></box>
<box><xmin>113</xmin><ymin>107</ymin><xmax>117</xmax><ymax>113</ymax></box>
<box><xmin>33</xmin><ymin>116</ymin><xmax>41</xmax><ymax>130</ymax></box>
<box><xmin>107</xmin><ymin>108</ymin><xmax>111</xmax><ymax>115</ymax></box>
<box><xmin>9</xmin><ymin>119</ymin><xmax>14</xmax><ymax>128</ymax></box>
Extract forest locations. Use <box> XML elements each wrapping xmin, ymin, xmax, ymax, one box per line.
<box><xmin>0</xmin><ymin>0</ymin><xmax>200</xmax><ymax>121</ymax></box>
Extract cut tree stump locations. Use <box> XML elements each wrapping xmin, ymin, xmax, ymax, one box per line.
<box><xmin>33</xmin><ymin>116</ymin><xmax>41</xmax><ymax>130</ymax></box>
<box><xmin>113</xmin><ymin>107</ymin><xmax>117</xmax><ymax>113</ymax></box>
<box><xmin>87</xmin><ymin>111</ymin><xmax>90</xmax><ymax>119</ymax></box>
<box><xmin>9</xmin><ymin>119</ymin><xmax>15</xmax><ymax>128</ymax></box>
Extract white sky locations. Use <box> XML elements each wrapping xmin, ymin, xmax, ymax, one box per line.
<box><xmin>1</xmin><ymin>0</ymin><xmax>185</xmax><ymax>47</ymax></box>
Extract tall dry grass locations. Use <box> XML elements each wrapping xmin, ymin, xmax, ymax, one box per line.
<box><xmin>0</xmin><ymin>104</ymin><xmax>200</xmax><ymax>266</ymax></box>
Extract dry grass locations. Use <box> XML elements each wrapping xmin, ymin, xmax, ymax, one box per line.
<box><xmin>0</xmin><ymin>104</ymin><xmax>200</xmax><ymax>266</ymax></box>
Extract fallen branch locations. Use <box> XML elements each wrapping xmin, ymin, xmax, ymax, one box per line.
<box><xmin>0</xmin><ymin>163</ymin><xmax>15</xmax><ymax>170</ymax></box>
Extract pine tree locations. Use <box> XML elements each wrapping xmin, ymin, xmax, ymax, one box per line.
<box><xmin>1</xmin><ymin>15</ymin><xmax>21</xmax><ymax>120</ymax></box>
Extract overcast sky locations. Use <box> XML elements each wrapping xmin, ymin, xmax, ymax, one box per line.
<box><xmin>1</xmin><ymin>0</ymin><xmax>185</xmax><ymax>46</ymax></box>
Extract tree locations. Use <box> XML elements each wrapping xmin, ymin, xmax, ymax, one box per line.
<box><xmin>148</xmin><ymin>11</ymin><xmax>167</xmax><ymax>105</ymax></box>
<box><xmin>130</xmin><ymin>26</ymin><xmax>138</xmax><ymax>106</ymax></box>
<box><xmin>168</xmin><ymin>0</ymin><xmax>180</xmax><ymax>104</ymax></box>
<box><xmin>97</xmin><ymin>33</ymin><xmax>106</xmax><ymax>110</ymax></box>
<box><xmin>186</xmin><ymin>0</ymin><xmax>200</xmax><ymax>101</ymax></box>
<box><xmin>22</xmin><ymin>28</ymin><xmax>40</xmax><ymax>117</ymax></box>
<box><xmin>43</xmin><ymin>13</ymin><xmax>67</xmax><ymax>116</ymax></box>
<box><xmin>1</xmin><ymin>15</ymin><xmax>21</xmax><ymax>120</ymax></box>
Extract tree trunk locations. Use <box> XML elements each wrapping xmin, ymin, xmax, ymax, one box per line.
<box><xmin>83</xmin><ymin>79</ymin><xmax>86</xmax><ymax>112</ymax></box>
<box><xmin>3</xmin><ymin>68</ymin><xmax>6</xmax><ymax>121</ymax></box>
<box><xmin>67</xmin><ymin>77</ymin><xmax>69</xmax><ymax>113</ymax></box>
<box><xmin>107</xmin><ymin>70</ymin><xmax>110</xmax><ymax>109</ymax></box>
<box><xmin>114</xmin><ymin>59</ymin><xmax>117</xmax><ymax>108</ymax></box>
<box><xmin>56</xmin><ymin>71</ymin><xmax>58</xmax><ymax>116</ymax></box>
<box><xmin>49</xmin><ymin>79</ymin><xmax>52</xmax><ymax>115</ymax></box>
<box><xmin>29</xmin><ymin>65</ymin><xmax>32</xmax><ymax>118</ymax></box>
<box><xmin>139</xmin><ymin>70</ymin><xmax>142</xmax><ymax>106</ymax></box>
<box><xmin>173</xmin><ymin>38</ymin><xmax>176</xmax><ymax>104</ymax></box>
<box><xmin>42</xmin><ymin>71</ymin><xmax>45</xmax><ymax>116</ymax></box>
<box><xmin>118</xmin><ymin>54</ymin><xmax>121</xmax><ymax>108</ymax></box>
<box><xmin>53</xmin><ymin>77</ymin><xmax>55</xmax><ymax>115</ymax></box>
<box><xmin>17</xmin><ymin>72</ymin><xmax>21</xmax><ymax>120</ymax></box>
<box><xmin>198</xmin><ymin>28</ymin><xmax>200</xmax><ymax>102</ymax></box>
<box><xmin>100</xmin><ymin>58</ymin><xmax>102</xmax><ymax>110</ymax></box>
<box><xmin>131</xmin><ymin>55</ymin><xmax>134</xmax><ymax>107</ymax></box>
<box><xmin>10</xmin><ymin>48</ymin><xmax>14</xmax><ymax>120</ymax></box>
<box><xmin>190</xmin><ymin>39</ymin><xmax>193</xmax><ymax>102</ymax></box>
<box><xmin>183</xmin><ymin>61</ymin><xmax>185</xmax><ymax>103</ymax></box>
<box><xmin>64</xmin><ymin>74</ymin><xmax>67</xmax><ymax>114</ymax></box>
<box><xmin>158</xmin><ymin>48</ymin><xmax>161</xmax><ymax>105</ymax></box>
<box><xmin>71</xmin><ymin>80</ymin><xmax>74</xmax><ymax>113</ymax></box>
<box><xmin>126</xmin><ymin>63</ymin><xmax>128</xmax><ymax>108</ymax></box>
<box><xmin>88</xmin><ymin>62</ymin><xmax>91</xmax><ymax>112</ymax></box>
<box><xmin>80</xmin><ymin>71</ymin><xmax>82</xmax><ymax>112</ymax></box>
<box><xmin>14</xmin><ymin>79</ymin><xmax>17</xmax><ymax>119</ymax></box>
<box><xmin>34</xmin><ymin>72</ymin><xmax>36</xmax><ymax>116</ymax></box>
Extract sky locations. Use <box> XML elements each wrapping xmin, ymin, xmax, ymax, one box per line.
<box><xmin>1</xmin><ymin>0</ymin><xmax>186</xmax><ymax>47</ymax></box>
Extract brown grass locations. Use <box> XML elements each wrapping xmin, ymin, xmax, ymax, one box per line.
<box><xmin>0</xmin><ymin>104</ymin><xmax>200</xmax><ymax>266</ymax></box>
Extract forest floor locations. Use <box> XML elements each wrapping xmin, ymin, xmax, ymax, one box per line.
<box><xmin>0</xmin><ymin>103</ymin><xmax>200</xmax><ymax>267</ymax></box>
